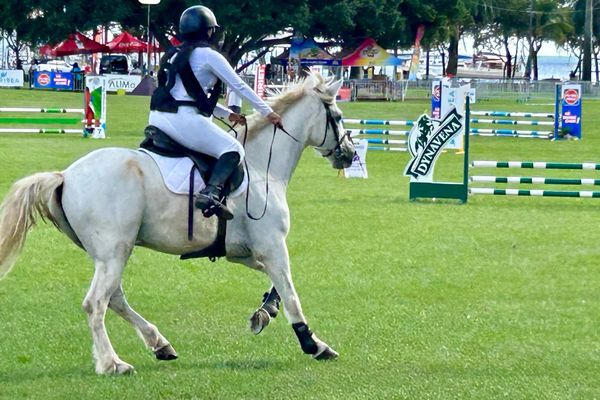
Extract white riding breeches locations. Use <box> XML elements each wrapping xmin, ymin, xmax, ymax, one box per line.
<box><xmin>149</xmin><ymin>107</ymin><xmax>244</xmax><ymax>160</ymax></box>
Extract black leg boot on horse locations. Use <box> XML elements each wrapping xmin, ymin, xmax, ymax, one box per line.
<box><xmin>195</xmin><ymin>151</ymin><xmax>240</xmax><ymax>220</ymax></box>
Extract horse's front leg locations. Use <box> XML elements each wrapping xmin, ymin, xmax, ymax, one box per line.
<box><xmin>261</xmin><ymin>243</ymin><xmax>339</xmax><ymax>360</ymax></box>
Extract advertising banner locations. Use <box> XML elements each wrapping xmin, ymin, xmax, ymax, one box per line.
<box><xmin>431</xmin><ymin>79</ymin><xmax>442</xmax><ymax>119</ymax></box>
<box><xmin>254</xmin><ymin>64</ymin><xmax>266</xmax><ymax>99</ymax></box>
<box><xmin>561</xmin><ymin>83</ymin><xmax>582</xmax><ymax>139</ymax></box>
<box><xmin>84</xmin><ymin>76</ymin><xmax>107</xmax><ymax>138</ymax></box>
<box><xmin>0</xmin><ymin>70</ymin><xmax>24</xmax><ymax>87</ymax></box>
<box><xmin>404</xmin><ymin>109</ymin><xmax>464</xmax><ymax>182</ymax></box>
<box><xmin>102</xmin><ymin>74</ymin><xmax>142</xmax><ymax>93</ymax></box>
<box><xmin>33</xmin><ymin>71</ymin><xmax>74</xmax><ymax>90</ymax></box>
<box><xmin>344</xmin><ymin>139</ymin><xmax>368</xmax><ymax>178</ymax></box>
<box><xmin>431</xmin><ymin>78</ymin><xmax>471</xmax><ymax>149</ymax></box>
<box><xmin>408</xmin><ymin>25</ymin><xmax>425</xmax><ymax>81</ymax></box>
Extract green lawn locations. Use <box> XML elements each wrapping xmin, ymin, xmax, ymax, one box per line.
<box><xmin>1</xmin><ymin>87</ymin><xmax>600</xmax><ymax>399</ymax></box>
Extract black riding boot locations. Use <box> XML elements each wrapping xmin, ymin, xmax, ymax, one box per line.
<box><xmin>195</xmin><ymin>151</ymin><xmax>240</xmax><ymax>220</ymax></box>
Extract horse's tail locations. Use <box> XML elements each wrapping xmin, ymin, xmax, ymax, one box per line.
<box><xmin>0</xmin><ymin>172</ymin><xmax>64</xmax><ymax>280</ymax></box>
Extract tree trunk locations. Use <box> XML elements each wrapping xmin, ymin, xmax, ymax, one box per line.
<box><xmin>513</xmin><ymin>39</ymin><xmax>520</xmax><ymax>78</ymax></box>
<box><xmin>503</xmin><ymin>35</ymin><xmax>512</xmax><ymax>79</ymax></box>
<box><xmin>594</xmin><ymin>47</ymin><xmax>599</xmax><ymax>82</ymax></box>
<box><xmin>582</xmin><ymin>0</ymin><xmax>593</xmax><ymax>81</ymax></box>
<box><xmin>524</xmin><ymin>38</ymin><xmax>533</xmax><ymax>79</ymax></box>
<box><xmin>349</xmin><ymin>67</ymin><xmax>362</xmax><ymax>79</ymax></box>
<box><xmin>425</xmin><ymin>48</ymin><xmax>430</xmax><ymax>80</ymax></box>
<box><xmin>532</xmin><ymin>47</ymin><xmax>539</xmax><ymax>81</ymax></box>
<box><xmin>446</xmin><ymin>27</ymin><xmax>459</xmax><ymax>76</ymax></box>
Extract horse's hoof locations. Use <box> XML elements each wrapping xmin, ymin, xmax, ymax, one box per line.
<box><xmin>115</xmin><ymin>361</ymin><xmax>136</xmax><ymax>375</ymax></box>
<box><xmin>249</xmin><ymin>308</ymin><xmax>271</xmax><ymax>335</ymax></box>
<box><xmin>313</xmin><ymin>342</ymin><xmax>339</xmax><ymax>360</ymax></box>
<box><xmin>154</xmin><ymin>344</ymin><xmax>178</xmax><ymax>361</ymax></box>
<box><xmin>96</xmin><ymin>360</ymin><xmax>136</xmax><ymax>375</ymax></box>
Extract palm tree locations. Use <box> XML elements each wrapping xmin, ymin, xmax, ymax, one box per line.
<box><xmin>524</xmin><ymin>0</ymin><xmax>573</xmax><ymax>80</ymax></box>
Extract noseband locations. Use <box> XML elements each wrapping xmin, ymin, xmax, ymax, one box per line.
<box><xmin>315</xmin><ymin>103</ymin><xmax>351</xmax><ymax>163</ymax></box>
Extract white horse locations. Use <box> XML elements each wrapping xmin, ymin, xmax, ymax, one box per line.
<box><xmin>0</xmin><ymin>75</ymin><xmax>355</xmax><ymax>374</ymax></box>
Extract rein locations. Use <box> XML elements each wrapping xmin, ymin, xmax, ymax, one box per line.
<box><xmin>221</xmin><ymin>102</ymin><xmax>343</xmax><ymax>221</ymax></box>
<box><xmin>241</xmin><ymin>124</ymin><xmax>300</xmax><ymax>220</ymax></box>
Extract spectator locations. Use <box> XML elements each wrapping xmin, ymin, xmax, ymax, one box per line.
<box><xmin>71</xmin><ymin>62</ymin><xmax>81</xmax><ymax>73</ymax></box>
<box><xmin>130</xmin><ymin>62</ymin><xmax>142</xmax><ymax>75</ymax></box>
<box><xmin>227</xmin><ymin>87</ymin><xmax>242</xmax><ymax>114</ymax></box>
<box><xmin>28</xmin><ymin>59</ymin><xmax>39</xmax><ymax>88</ymax></box>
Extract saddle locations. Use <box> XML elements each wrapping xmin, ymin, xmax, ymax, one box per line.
<box><xmin>140</xmin><ymin>125</ymin><xmax>244</xmax><ymax>261</ymax></box>
<box><xmin>140</xmin><ymin>125</ymin><xmax>244</xmax><ymax>195</ymax></box>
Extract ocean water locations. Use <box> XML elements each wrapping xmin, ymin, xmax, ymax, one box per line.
<box><xmin>536</xmin><ymin>56</ymin><xmax>580</xmax><ymax>80</ymax></box>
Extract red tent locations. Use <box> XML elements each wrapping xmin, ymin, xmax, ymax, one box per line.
<box><xmin>52</xmin><ymin>32</ymin><xmax>109</xmax><ymax>56</ymax></box>
<box><xmin>38</xmin><ymin>44</ymin><xmax>56</xmax><ymax>58</ymax></box>
<box><xmin>107</xmin><ymin>31</ymin><xmax>147</xmax><ymax>53</ymax></box>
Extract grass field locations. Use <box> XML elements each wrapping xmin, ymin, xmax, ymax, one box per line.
<box><xmin>1</xmin><ymin>87</ymin><xmax>600</xmax><ymax>399</ymax></box>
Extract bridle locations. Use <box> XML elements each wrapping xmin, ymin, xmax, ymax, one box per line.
<box><xmin>222</xmin><ymin>99</ymin><xmax>352</xmax><ymax>221</ymax></box>
<box><xmin>314</xmin><ymin>102</ymin><xmax>352</xmax><ymax>164</ymax></box>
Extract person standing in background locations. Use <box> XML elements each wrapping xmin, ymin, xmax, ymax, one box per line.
<box><xmin>226</xmin><ymin>87</ymin><xmax>242</xmax><ymax>114</ymax></box>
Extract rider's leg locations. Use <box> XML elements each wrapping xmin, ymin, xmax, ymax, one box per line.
<box><xmin>194</xmin><ymin>151</ymin><xmax>240</xmax><ymax>219</ymax></box>
<box><xmin>149</xmin><ymin>107</ymin><xmax>245</xmax><ymax>219</ymax></box>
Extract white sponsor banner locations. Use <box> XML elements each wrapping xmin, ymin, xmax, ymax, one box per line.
<box><xmin>440</xmin><ymin>83</ymin><xmax>470</xmax><ymax>149</ymax></box>
<box><xmin>404</xmin><ymin>108</ymin><xmax>464</xmax><ymax>182</ymax></box>
<box><xmin>254</xmin><ymin>65</ymin><xmax>266</xmax><ymax>99</ymax></box>
<box><xmin>0</xmin><ymin>70</ymin><xmax>24</xmax><ymax>87</ymax></box>
<box><xmin>101</xmin><ymin>74</ymin><xmax>142</xmax><ymax>93</ymax></box>
<box><xmin>344</xmin><ymin>139</ymin><xmax>368</xmax><ymax>178</ymax></box>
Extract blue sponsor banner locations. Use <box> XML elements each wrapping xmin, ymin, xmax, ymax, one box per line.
<box><xmin>33</xmin><ymin>71</ymin><xmax>74</xmax><ymax>90</ymax></box>
<box><xmin>431</xmin><ymin>80</ymin><xmax>441</xmax><ymax>119</ymax></box>
<box><xmin>561</xmin><ymin>84</ymin><xmax>582</xmax><ymax>139</ymax></box>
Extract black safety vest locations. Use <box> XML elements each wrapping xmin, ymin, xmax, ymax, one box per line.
<box><xmin>150</xmin><ymin>41</ymin><xmax>223</xmax><ymax>117</ymax></box>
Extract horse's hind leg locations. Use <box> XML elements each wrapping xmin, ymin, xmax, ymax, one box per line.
<box><xmin>108</xmin><ymin>286</ymin><xmax>178</xmax><ymax>360</ymax></box>
<box><xmin>82</xmin><ymin>253</ymin><xmax>135</xmax><ymax>374</ymax></box>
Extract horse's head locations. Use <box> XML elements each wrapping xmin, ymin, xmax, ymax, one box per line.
<box><xmin>311</xmin><ymin>78</ymin><xmax>356</xmax><ymax>169</ymax></box>
<box><xmin>247</xmin><ymin>75</ymin><xmax>355</xmax><ymax>169</ymax></box>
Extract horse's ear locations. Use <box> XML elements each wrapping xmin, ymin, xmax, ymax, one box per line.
<box><xmin>326</xmin><ymin>79</ymin><xmax>343</xmax><ymax>97</ymax></box>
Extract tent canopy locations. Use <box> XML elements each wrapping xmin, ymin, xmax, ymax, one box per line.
<box><xmin>274</xmin><ymin>38</ymin><xmax>341</xmax><ymax>66</ymax></box>
<box><xmin>107</xmin><ymin>31</ymin><xmax>147</xmax><ymax>53</ymax></box>
<box><xmin>341</xmin><ymin>38</ymin><xmax>403</xmax><ymax>67</ymax></box>
<box><xmin>38</xmin><ymin>44</ymin><xmax>55</xmax><ymax>58</ymax></box>
<box><xmin>52</xmin><ymin>32</ymin><xmax>109</xmax><ymax>56</ymax></box>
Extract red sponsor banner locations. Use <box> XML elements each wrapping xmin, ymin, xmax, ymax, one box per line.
<box><xmin>563</xmin><ymin>88</ymin><xmax>579</xmax><ymax>105</ymax></box>
<box><xmin>37</xmin><ymin>73</ymin><xmax>50</xmax><ymax>86</ymax></box>
<box><xmin>254</xmin><ymin>64</ymin><xmax>266</xmax><ymax>99</ymax></box>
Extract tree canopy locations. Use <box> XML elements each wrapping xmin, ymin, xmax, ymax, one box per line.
<box><xmin>0</xmin><ymin>0</ymin><xmax>591</xmax><ymax>80</ymax></box>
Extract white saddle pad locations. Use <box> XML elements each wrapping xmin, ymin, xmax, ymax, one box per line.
<box><xmin>139</xmin><ymin>148</ymin><xmax>247</xmax><ymax>197</ymax></box>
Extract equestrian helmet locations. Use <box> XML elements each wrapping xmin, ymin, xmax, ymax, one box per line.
<box><xmin>179</xmin><ymin>6</ymin><xmax>219</xmax><ymax>40</ymax></box>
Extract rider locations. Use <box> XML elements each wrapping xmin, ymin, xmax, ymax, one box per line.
<box><xmin>149</xmin><ymin>5</ymin><xmax>282</xmax><ymax>220</ymax></box>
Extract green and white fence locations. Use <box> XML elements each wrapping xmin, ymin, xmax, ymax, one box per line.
<box><xmin>469</xmin><ymin>160</ymin><xmax>600</xmax><ymax>198</ymax></box>
<box><xmin>0</xmin><ymin>107</ymin><xmax>86</xmax><ymax>134</ymax></box>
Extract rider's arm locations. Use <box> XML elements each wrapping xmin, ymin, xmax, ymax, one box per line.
<box><xmin>203</xmin><ymin>50</ymin><xmax>273</xmax><ymax>118</ymax></box>
<box><xmin>213</xmin><ymin>103</ymin><xmax>233</xmax><ymax>119</ymax></box>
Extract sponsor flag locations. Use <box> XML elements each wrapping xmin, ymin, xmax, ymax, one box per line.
<box><xmin>408</xmin><ymin>25</ymin><xmax>425</xmax><ymax>81</ymax></box>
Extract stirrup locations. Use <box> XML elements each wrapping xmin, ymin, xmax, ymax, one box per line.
<box><xmin>195</xmin><ymin>189</ymin><xmax>234</xmax><ymax>220</ymax></box>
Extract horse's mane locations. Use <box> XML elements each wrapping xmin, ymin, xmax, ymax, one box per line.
<box><xmin>245</xmin><ymin>74</ymin><xmax>335</xmax><ymax>137</ymax></box>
